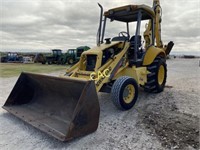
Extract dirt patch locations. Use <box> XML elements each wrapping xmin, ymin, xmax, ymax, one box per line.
<box><xmin>138</xmin><ymin>92</ymin><xmax>199</xmax><ymax>149</ymax></box>
<box><xmin>141</xmin><ymin>110</ymin><xmax>199</xmax><ymax>149</ymax></box>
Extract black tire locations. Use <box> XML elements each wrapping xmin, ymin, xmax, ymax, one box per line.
<box><xmin>68</xmin><ymin>58</ymin><xmax>74</xmax><ymax>65</ymax></box>
<box><xmin>111</xmin><ymin>76</ymin><xmax>138</xmax><ymax>110</ymax></box>
<box><xmin>48</xmin><ymin>61</ymin><xmax>52</xmax><ymax>65</ymax></box>
<box><xmin>59</xmin><ymin>58</ymin><xmax>64</xmax><ymax>65</ymax></box>
<box><xmin>144</xmin><ymin>57</ymin><xmax>167</xmax><ymax>93</ymax></box>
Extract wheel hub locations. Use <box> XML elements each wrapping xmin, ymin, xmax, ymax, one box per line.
<box><xmin>123</xmin><ymin>84</ymin><xmax>135</xmax><ymax>104</ymax></box>
<box><xmin>158</xmin><ymin>65</ymin><xmax>165</xmax><ymax>85</ymax></box>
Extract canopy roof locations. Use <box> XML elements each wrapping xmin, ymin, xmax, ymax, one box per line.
<box><xmin>104</xmin><ymin>5</ymin><xmax>155</xmax><ymax>22</ymax></box>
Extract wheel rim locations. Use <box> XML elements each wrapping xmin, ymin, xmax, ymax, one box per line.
<box><xmin>158</xmin><ymin>65</ymin><xmax>165</xmax><ymax>85</ymax></box>
<box><xmin>69</xmin><ymin>59</ymin><xmax>73</xmax><ymax>64</ymax></box>
<box><xmin>123</xmin><ymin>84</ymin><xmax>135</xmax><ymax>104</ymax></box>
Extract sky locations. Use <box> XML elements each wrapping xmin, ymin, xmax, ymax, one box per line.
<box><xmin>0</xmin><ymin>0</ymin><xmax>200</xmax><ymax>52</ymax></box>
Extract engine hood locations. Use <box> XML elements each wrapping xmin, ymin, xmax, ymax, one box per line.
<box><xmin>82</xmin><ymin>41</ymin><xmax>121</xmax><ymax>55</ymax></box>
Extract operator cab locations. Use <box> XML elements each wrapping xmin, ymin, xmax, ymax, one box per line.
<box><xmin>97</xmin><ymin>4</ymin><xmax>155</xmax><ymax>65</ymax></box>
<box><xmin>83</xmin><ymin>4</ymin><xmax>156</xmax><ymax>71</ymax></box>
<box><xmin>67</xmin><ymin>49</ymin><xmax>75</xmax><ymax>54</ymax></box>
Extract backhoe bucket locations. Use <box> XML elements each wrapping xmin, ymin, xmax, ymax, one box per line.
<box><xmin>2</xmin><ymin>72</ymin><xmax>100</xmax><ymax>141</ymax></box>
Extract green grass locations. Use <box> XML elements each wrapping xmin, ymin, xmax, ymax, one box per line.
<box><xmin>0</xmin><ymin>63</ymin><xmax>69</xmax><ymax>78</ymax></box>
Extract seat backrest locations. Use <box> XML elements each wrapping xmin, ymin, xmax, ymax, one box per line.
<box><xmin>130</xmin><ymin>35</ymin><xmax>142</xmax><ymax>47</ymax></box>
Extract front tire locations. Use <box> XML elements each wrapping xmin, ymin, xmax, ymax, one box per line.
<box><xmin>111</xmin><ymin>76</ymin><xmax>138</xmax><ymax>110</ymax></box>
<box><xmin>144</xmin><ymin>57</ymin><xmax>167</xmax><ymax>93</ymax></box>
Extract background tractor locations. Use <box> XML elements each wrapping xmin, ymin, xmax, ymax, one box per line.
<box><xmin>35</xmin><ymin>47</ymin><xmax>90</xmax><ymax>65</ymax></box>
<box><xmin>44</xmin><ymin>49</ymin><xmax>62</xmax><ymax>64</ymax></box>
<box><xmin>0</xmin><ymin>52</ymin><xmax>23</xmax><ymax>63</ymax></box>
<box><xmin>65</xmin><ymin>46</ymin><xmax>90</xmax><ymax>64</ymax></box>
<box><xmin>3</xmin><ymin>0</ymin><xmax>173</xmax><ymax>141</ymax></box>
<box><xmin>33</xmin><ymin>53</ymin><xmax>47</xmax><ymax>64</ymax></box>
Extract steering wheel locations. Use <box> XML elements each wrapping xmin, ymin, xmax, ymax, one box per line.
<box><xmin>118</xmin><ymin>31</ymin><xmax>130</xmax><ymax>39</ymax></box>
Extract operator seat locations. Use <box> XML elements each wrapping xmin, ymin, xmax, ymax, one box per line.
<box><xmin>130</xmin><ymin>35</ymin><xmax>142</xmax><ymax>47</ymax></box>
<box><xmin>128</xmin><ymin>35</ymin><xmax>141</xmax><ymax>57</ymax></box>
<box><xmin>128</xmin><ymin>35</ymin><xmax>144</xmax><ymax>65</ymax></box>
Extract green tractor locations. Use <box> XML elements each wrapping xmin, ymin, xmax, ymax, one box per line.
<box><xmin>65</xmin><ymin>46</ymin><xmax>90</xmax><ymax>64</ymax></box>
<box><xmin>40</xmin><ymin>47</ymin><xmax>90</xmax><ymax>65</ymax></box>
<box><xmin>45</xmin><ymin>49</ymin><xmax>62</xmax><ymax>64</ymax></box>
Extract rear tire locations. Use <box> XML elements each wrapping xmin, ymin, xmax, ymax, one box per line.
<box><xmin>111</xmin><ymin>76</ymin><xmax>138</xmax><ymax>110</ymax></box>
<box><xmin>68</xmin><ymin>58</ymin><xmax>74</xmax><ymax>65</ymax></box>
<box><xmin>144</xmin><ymin>57</ymin><xmax>167</xmax><ymax>93</ymax></box>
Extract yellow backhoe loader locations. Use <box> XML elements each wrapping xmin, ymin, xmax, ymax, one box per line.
<box><xmin>3</xmin><ymin>0</ymin><xmax>174</xmax><ymax>141</ymax></box>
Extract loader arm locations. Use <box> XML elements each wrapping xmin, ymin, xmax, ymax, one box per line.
<box><xmin>68</xmin><ymin>42</ymin><xmax>130</xmax><ymax>92</ymax></box>
<box><xmin>94</xmin><ymin>42</ymin><xmax>130</xmax><ymax>92</ymax></box>
<box><xmin>65</xmin><ymin>61</ymin><xmax>80</xmax><ymax>75</ymax></box>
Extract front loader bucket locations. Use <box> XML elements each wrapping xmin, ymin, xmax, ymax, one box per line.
<box><xmin>2</xmin><ymin>72</ymin><xmax>100</xmax><ymax>141</ymax></box>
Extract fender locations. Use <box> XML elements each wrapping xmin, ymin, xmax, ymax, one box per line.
<box><xmin>143</xmin><ymin>46</ymin><xmax>166</xmax><ymax>66</ymax></box>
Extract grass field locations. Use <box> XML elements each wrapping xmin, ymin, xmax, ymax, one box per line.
<box><xmin>0</xmin><ymin>63</ymin><xmax>69</xmax><ymax>77</ymax></box>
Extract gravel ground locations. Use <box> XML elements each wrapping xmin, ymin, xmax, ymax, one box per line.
<box><xmin>0</xmin><ymin>58</ymin><xmax>199</xmax><ymax>150</ymax></box>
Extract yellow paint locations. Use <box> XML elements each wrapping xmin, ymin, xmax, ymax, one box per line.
<box><xmin>158</xmin><ymin>65</ymin><xmax>165</xmax><ymax>85</ymax></box>
<box><xmin>63</xmin><ymin>0</ymin><xmax>171</xmax><ymax>94</ymax></box>
<box><xmin>113</xmin><ymin>67</ymin><xmax>148</xmax><ymax>86</ymax></box>
<box><xmin>123</xmin><ymin>84</ymin><xmax>135</xmax><ymax>104</ymax></box>
<box><xmin>90</xmin><ymin>68</ymin><xmax>111</xmax><ymax>81</ymax></box>
<box><xmin>143</xmin><ymin>46</ymin><xmax>166</xmax><ymax>66</ymax></box>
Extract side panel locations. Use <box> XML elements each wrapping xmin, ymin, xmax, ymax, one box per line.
<box><xmin>143</xmin><ymin>46</ymin><xmax>166</xmax><ymax>66</ymax></box>
<box><xmin>113</xmin><ymin>67</ymin><xmax>148</xmax><ymax>86</ymax></box>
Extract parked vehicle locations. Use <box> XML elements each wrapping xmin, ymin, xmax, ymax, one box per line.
<box><xmin>45</xmin><ymin>49</ymin><xmax>62</xmax><ymax>64</ymax></box>
<box><xmin>0</xmin><ymin>52</ymin><xmax>23</xmax><ymax>63</ymax></box>
<box><xmin>23</xmin><ymin>56</ymin><xmax>33</xmax><ymax>64</ymax></box>
<box><xmin>33</xmin><ymin>53</ymin><xmax>46</xmax><ymax>64</ymax></box>
<box><xmin>65</xmin><ymin>46</ymin><xmax>90</xmax><ymax>64</ymax></box>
